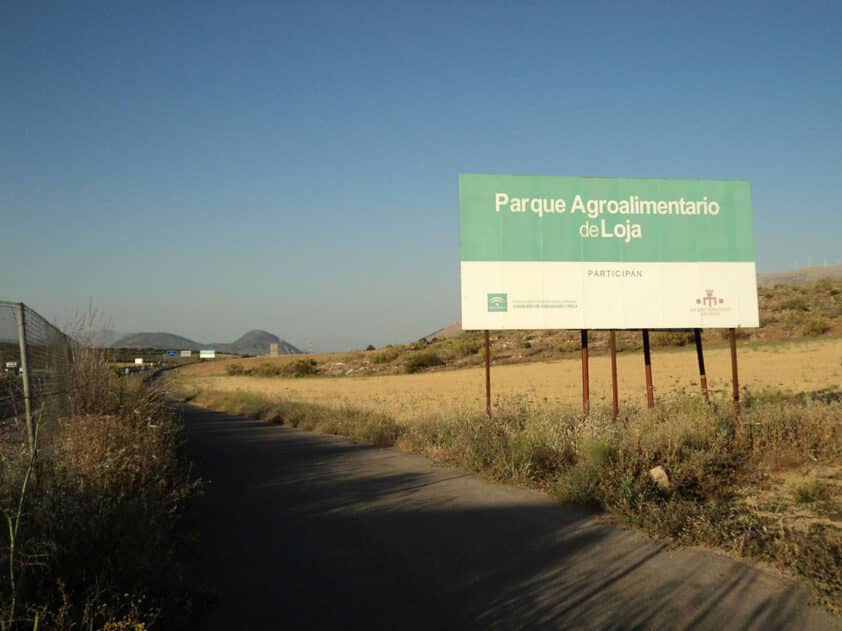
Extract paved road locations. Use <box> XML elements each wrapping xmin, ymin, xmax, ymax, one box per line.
<box><xmin>182</xmin><ymin>404</ymin><xmax>841</xmax><ymax>630</ymax></box>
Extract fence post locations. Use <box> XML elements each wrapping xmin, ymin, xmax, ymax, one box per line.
<box><xmin>15</xmin><ymin>303</ymin><xmax>34</xmax><ymax>454</ymax></box>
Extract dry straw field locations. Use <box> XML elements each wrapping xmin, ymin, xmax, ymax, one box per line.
<box><xmin>174</xmin><ymin>337</ymin><xmax>842</xmax><ymax>422</ymax></box>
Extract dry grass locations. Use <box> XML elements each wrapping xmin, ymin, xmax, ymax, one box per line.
<box><xmin>1</xmin><ymin>348</ymin><xmax>201</xmax><ymax>629</ymax></box>
<box><xmin>169</xmin><ymin>337</ymin><xmax>842</xmax><ymax>423</ymax></box>
<box><xmin>168</xmin><ymin>334</ymin><xmax>842</xmax><ymax>612</ymax></box>
<box><xmin>165</xmin><ymin>278</ymin><xmax>842</xmax><ymax>613</ymax></box>
<box><xmin>171</xmin><ymin>382</ymin><xmax>842</xmax><ymax>612</ymax></box>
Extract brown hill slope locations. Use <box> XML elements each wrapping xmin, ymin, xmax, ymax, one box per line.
<box><xmin>758</xmin><ymin>263</ymin><xmax>842</xmax><ymax>287</ymax></box>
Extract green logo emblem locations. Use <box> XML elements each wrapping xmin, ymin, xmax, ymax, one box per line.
<box><xmin>487</xmin><ymin>293</ymin><xmax>508</xmax><ymax>312</ymax></box>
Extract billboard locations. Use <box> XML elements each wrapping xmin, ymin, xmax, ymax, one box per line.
<box><xmin>180</xmin><ymin>350</ymin><xmax>192</xmax><ymax>358</ymax></box>
<box><xmin>199</xmin><ymin>350</ymin><xmax>216</xmax><ymax>360</ymax></box>
<box><xmin>460</xmin><ymin>174</ymin><xmax>758</xmax><ymax>330</ymax></box>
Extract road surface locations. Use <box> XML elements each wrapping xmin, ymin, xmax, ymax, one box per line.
<box><xmin>182</xmin><ymin>404</ymin><xmax>840</xmax><ymax>630</ymax></box>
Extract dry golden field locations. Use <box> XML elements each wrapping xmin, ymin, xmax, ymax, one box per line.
<box><xmin>172</xmin><ymin>337</ymin><xmax>842</xmax><ymax>423</ymax></box>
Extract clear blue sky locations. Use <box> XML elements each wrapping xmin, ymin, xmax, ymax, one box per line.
<box><xmin>2</xmin><ymin>1</ymin><xmax>840</xmax><ymax>351</ymax></box>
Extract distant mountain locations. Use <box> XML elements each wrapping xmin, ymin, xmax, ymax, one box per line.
<box><xmin>86</xmin><ymin>329</ymin><xmax>129</xmax><ymax>348</ymax></box>
<box><xmin>112</xmin><ymin>332</ymin><xmax>203</xmax><ymax>350</ymax></box>
<box><xmin>215</xmin><ymin>329</ymin><xmax>302</xmax><ymax>356</ymax></box>
<box><xmin>758</xmin><ymin>264</ymin><xmax>842</xmax><ymax>288</ymax></box>
<box><xmin>111</xmin><ymin>329</ymin><xmax>302</xmax><ymax>355</ymax></box>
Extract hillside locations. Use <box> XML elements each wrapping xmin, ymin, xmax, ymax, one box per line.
<box><xmin>216</xmin><ymin>330</ymin><xmax>302</xmax><ymax>356</ymax></box>
<box><xmin>112</xmin><ymin>329</ymin><xmax>302</xmax><ymax>355</ymax></box>
<box><xmin>758</xmin><ymin>263</ymin><xmax>842</xmax><ymax>288</ymax></box>
<box><xmin>424</xmin><ymin>321</ymin><xmax>462</xmax><ymax>340</ymax></box>
<box><xmin>112</xmin><ymin>332</ymin><xmax>202</xmax><ymax>350</ymax></box>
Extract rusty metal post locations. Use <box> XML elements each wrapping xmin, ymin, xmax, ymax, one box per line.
<box><xmin>642</xmin><ymin>329</ymin><xmax>654</xmax><ymax>409</ymax></box>
<box><xmin>15</xmin><ymin>303</ymin><xmax>34</xmax><ymax>453</ymax></box>
<box><xmin>694</xmin><ymin>328</ymin><xmax>710</xmax><ymax>403</ymax></box>
<box><xmin>609</xmin><ymin>330</ymin><xmax>619</xmax><ymax>419</ymax></box>
<box><xmin>729</xmin><ymin>327</ymin><xmax>740</xmax><ymax>418</ymax></box>
<box><xmin>581</xmin><ymin>329</ymin><xmax>590</xmax><ymax>416</ymax></box>
<box><xmin>484</xmin><ymin>330</ymin><xmax>491</xmax><ymax>417</ymax></box>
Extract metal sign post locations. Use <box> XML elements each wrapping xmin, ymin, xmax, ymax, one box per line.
<box><xmin>580</xmin><ymin>330</ymin><xmax>590</xmax><ymax>416</ymax></box>
<box><xmin>484</xmin><ymin>330</ymin><xmax>491</xmax><ymax>417</ymax></box>
<box><xmin>694</xmin><ymin>328</ymin><xmax>710</xmax><ymax>403</ymax></box>
<box><xmin>609</xmin><ymin>330</ymin><xmax>619</xmax><ymax>419</ymax></box>
<box><xmin>729</xmin><ymin>328</ymin><xmax>741</xmax><ymax>417</ymax></box>
<box><xmin>642</xmin><ymin>329</ymin><xmax>655</xmax><ymax>409</ymax></box>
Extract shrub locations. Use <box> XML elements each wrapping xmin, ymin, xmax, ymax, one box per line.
<box><xmin>404</xmin><ymin>350</ymin><xmax>445</xmax><ymax>373</ymax></box>
<box><xmin>803</xmin><ymin>317</ymin><xmax>831</xmax><ymax>337</ymax></box>
<box><xmin>227</xmin><ymin>362</ymin><xmax>246</xmax><ymax>376</ymax></box>
<box><xmin>449</xmin><ymin>337</ymin><xmax>481</xmax><ymax>358</ymax></box>
<box><xmin>780</xmin><ymin>296</ymin><xmax>810</xmax><ymax>312</ymax></box>
<box><xmin>651</xmin><ymin>332</ymin><xmax>694</xmax><ymax>348</ymax></box>
<box><xmin>282</xmin><ymin>358</ymin><xmax>319</xmax><ymax>377</ymax></box>
<box><xmin>814</xmin><ymin>278</ymin><xmax>834</xmax><ymax>292</ymax></box>
<box><xmin>252</xmin><ymin>363</ymin><xmax>285</xmax><ymax>377</ymax></box>
<box><xmin>372</xmin><ymin>346</ymin><xmax>402</xmax><ymax>364</ymax></box>
<box><xmin>409</xmin><ymin>339</ymin><xmax>429</xmax><ymax>351</ymax></box>
<box><xmin>1</xmin><ymin>365</ymin><xmax>200</xmax><ymax>628</ymax></box>
<box><xmin>791</xmin><ymin>480</ymin><xmax>832</xmax><ymax>506</ymax></box>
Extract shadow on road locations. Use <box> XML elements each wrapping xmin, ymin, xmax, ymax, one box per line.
<box><xmin>183</xmin><ymin>405</ymin><xmax>838</xmax><ymax>631</ymax></box>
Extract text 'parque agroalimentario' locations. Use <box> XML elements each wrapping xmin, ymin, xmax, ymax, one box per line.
<box><xmin>494</xmin><ymin>192</ymin><xmax>722</xmax><ymax>244</ymax></box>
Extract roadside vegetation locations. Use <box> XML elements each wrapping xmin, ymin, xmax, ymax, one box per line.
<box><xmin>1</xmin><ymin>343</ymin><xmax>201</xmax><ymax>629</ymax></box>
<box><xmin>166</xmin><ymin>277</ymin><xmax>842</xmax><ymax>614</ymax></box>
<box><xmin>169</xmin><ymin>274</ymin><xmax>842</xmax><ymax>611</ymax></box>
<box><xmin>170</xmin><ymin>382</ymin><xmax>842</xmax><ymax>612</ymax></box>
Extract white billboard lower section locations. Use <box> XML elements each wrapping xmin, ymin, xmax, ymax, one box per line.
<box><xmin>461</xmin><ymin>261</ymin><xmax>759</xmax><ymax>330</ymax></box>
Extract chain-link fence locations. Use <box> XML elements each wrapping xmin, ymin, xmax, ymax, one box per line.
<box><xmin>0</xmin><ymin>301</ymin><xmax>72</xmax><ymax>451</ymax></box>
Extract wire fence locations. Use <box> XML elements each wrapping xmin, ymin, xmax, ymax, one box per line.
<box><xmin>0</xmin><ymin>301</ymin><xmax>73</xmax><ymax>450</ymax></box>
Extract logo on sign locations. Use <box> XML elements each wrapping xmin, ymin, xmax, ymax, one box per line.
<box><xmin>692</xmin><ymin>289</ymin><xmax>732</xmax><ymax>317</ymax></box>
<box><xmin>487</xmin><ymin>293</ymin><xmax>508</xmax><ymax>312</ymax></box>
<box><xmin>696</xmin><ymin>289</ymin><xmax>725</xmax><ymax>307</ymax></box>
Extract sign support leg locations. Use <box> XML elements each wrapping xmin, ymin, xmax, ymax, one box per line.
<box><xmin>609</xmin><ymin>330</ymin><xmax>619</xmax><ymax>419</ymax></box>
<box><xmin>581</xmin><ymin>329</ymin><xmax>590</xmax><ymax>416</ymax></box>
<box><xmin>484</xmin><ymin>330</ymin><xmax>491</xmax><ymax>417</ymax></box>
<box><xmin>729</xmin><ymin>328</ymin><xmax>740</xmax><ymax>418</ymax></box>
<box><xmin>642</xmin><ymin>329</ymin><xmax>654</xmax><ymax>409</ymax></box>
<box><xmin>694</xmin><ymin>328</ymin><xmax>710</xmax><ymax>403</ymax></box>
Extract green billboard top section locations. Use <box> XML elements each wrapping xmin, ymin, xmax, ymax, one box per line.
<box><xmin>459</xmin><ymin>174</ymin><xmax>755</xmax><ymax>263</ymax></box>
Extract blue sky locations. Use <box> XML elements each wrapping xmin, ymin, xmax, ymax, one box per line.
<box><xmin>2</xmin><ymin>1</ymin><xmax>840</xmax><ymax>351</ymax></box>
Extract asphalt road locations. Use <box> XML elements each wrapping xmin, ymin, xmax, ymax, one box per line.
<box><xmin>182</xmin><ymin>404</ymin><xmax>841</xmax><ymax>630</ymax></box>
